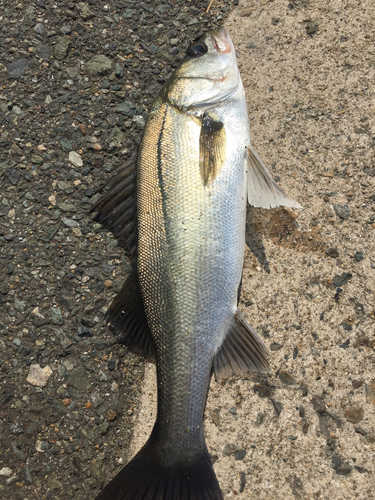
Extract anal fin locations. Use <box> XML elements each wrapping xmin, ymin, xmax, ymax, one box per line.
<box><xmin>214</xmin><ymin>310</ymin><xmax>270</xmax><ymax>378</ymax></box>
<box><xmin>107</xmin><ymin>269</ymin><xmax>155</xmax><ymax>362</ymax></box>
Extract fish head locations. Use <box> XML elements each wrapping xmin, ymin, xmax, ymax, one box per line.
<box><xmin>165</xmin><ymin>28</ymin><xmax>243</xmax><ymax>111</ymax></box>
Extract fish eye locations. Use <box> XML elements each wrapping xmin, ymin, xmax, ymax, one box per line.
<box><xmin>186</xmin><ymin>42</ymin><xmax>208</xmax><ymax>58</ymax></box>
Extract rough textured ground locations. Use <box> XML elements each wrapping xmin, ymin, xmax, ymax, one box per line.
<box><xmin>1</xmin><ymin>1</ymin><xmax>374</xmax><ymax>500</ymax></box>
<box><xmin>0</xmin><ymin>1</ymin><xmax>229</xmax><ymax>499</ymax></box>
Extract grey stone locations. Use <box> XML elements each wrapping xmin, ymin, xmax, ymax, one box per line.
<box><xmin>114</xmin><ymin>62</ymin><xmax>123</xmax><ymax>78</ymax></box>
<box><xmin>78</xmin><ymin>326</ymin><xmax>92</xmax><ymax>337</ymax></box>
<box><xmin>334</xmin><ymin>204</ymin><xmax>350</xmax><ymax>220</ymax></box>
<box><xmin>116</xmin><ymin>101</ymin><xmax>137</xmax><ymax>117</ymax></box>
<box><xmin>234</xmin><ymin>449</ymin><xmax>247</xmax><ymax>460</ymax></box>
<box><xmin>54</xmin><ymin>36</ymin><xmax>71</xmax><ymax>61</ymax></box>
<box><xmin>98</xmin><ymin>370</ymin><xmax>108</xmax><ymax>382</ymax></box>
<box><xmin>106</xmin><ymin>127</ymin><xmax>124</xmax><ymax>144</ymax></box>
<box><xmin>57</xmin><ymin>180</ymin><xmax>70</xmax><ymax>190</ymax></box>
<box><xmin>57</xmin><ymin>203</ymin><xmax>78</xmax><ymax>213</ymax></box>
<box><xmin>50</xmin><ymin>307</ymin><xmax>63</xmax><ymax>325</ymax></box>
<box><xmin>60</xmin><ymin>138</ymin><xmax>72</xmax><ymax>151</ymax></box>
<box><xmin>279</xmin><ymin>370</ymin><xmax>298</xmax><ymax>385</ymax></box>
<box><xmin>91</xmin><ymin>390</ymin><xmax>104</xmax><ymax>408</ymax></box>
<box><xmin>86</xmin><ymin>55</ymin><xmax>112</xmax><ymax>76</ymax></box>
<box><xmin>35</xmin><ymin>44</ymin><xmax>51</xmax><ymax>62</ymax></box>
<box><xmin>5</xmin><ymin>169</ymin><xmax>20</xmax><ymax>186</ymax></box>
<box><xmin>333</xmin><ymin>273</ymin><xmax>352</xmax><ymax>287</ymax></box>
<box><xmin>60</xmin><ymin>24</ymin><xmax>71</xmax><ymax>35</ymax></box>
<box><xmin>77</xmin><ymin>3</ymin><xmax>94</xmax><ymax>20</ymax></box>
<box><xmin>66</xmin><ymin>67</ymin><xmax>79</xmax><ymax>79</ymax></box>
<box><xmin>10</xmin><ymin>424</ymin><xmax>24</xmax><ymax>435</ymax></box>
<box><xmin>8</xmin><ymin>59</ymin><xmax>28</xmax><ymax>79</ymax></box>
<box><xmin>222</xmin><ymin>444</ymin><xmax>239</xmax><ymax>456</ymax></box>
<box><xmin>12</xmin><ymin>105</ymin><xmax>22</xmax><ymax>115</ymax></box>
<box><xmin>14</xmin><ymin>298</ymin><xmax>26</xmax><ymax>312</ymax></box>
<box><xmin>62</xmin><ymin>217</ymin><xmax>78</xmax><ymax>228</ymax></box>
<box><xmin>270</xmin><ymin>342</ymin><xmax>283</xmax><ymax>351</ymax></box>
<box><xmin>123</xmin><ymin>9</ymin><xmax>135</xmax><ymax>19</ymax></box>
<box><xmin>326</xmin><ymin>247</ymin><xmax>339</xmax><ymax>258</ymax></box>
<box><xmin>69</xmin><ymin>151</ymin><xmax>83</xmax><ymax>167</ymax></box>
<box><xmin>68</xmin><ymin>367</ymin><xmax>89</xmax><ymax>390</ymax></box>
<box><xmin>5</xmin><ymin>476</ymin><xmax>19</xmax><ymax>486</ymax></box>
<box><xmin>354</xmin><ymin>251</ymin><xmax>363</xmax><ymax>262</ymax></box>
<box><xmin>255</xmin><ymin>411</ymin><xmax>266</xmax><ymax>427</ymax></box>
<box><xmin>99</xmin><ymin>421</ymin><xmax>110</xmax><ymax>435</ymax></box>
<box><xmin>34</xmin><ymin>23</ymin><xmax>46</xmax><ymax>35</ymax></box>
<box><xmin>21</xmin><ymin>464</ymin><xmax>33</xmax><ymax>485</ymax></box>
<box><xmin>31</xmin><ymin>154</ymin><xmax>44</xmax><ymax>164</ymax></box>
<box><xmin>133</xmin><ymin>115</ymin><xmax>146</xmax><ymax>129</ymax></box>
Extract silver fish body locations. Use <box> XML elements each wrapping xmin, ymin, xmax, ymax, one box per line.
<box><xmin>137</xmin><ymin>92</ymin><xmax>249</xmax><ymax>460</ymax></box>
<box><xmin>92</xmin><ymin>27</ymin><xmax>299</xmax><ymax>500</ymax></box>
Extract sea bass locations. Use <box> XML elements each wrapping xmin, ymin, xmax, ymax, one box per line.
<box><xmin>92</xmin><ymin>28</ymin><xmax>300</xmax><ymax>500</ymax></box>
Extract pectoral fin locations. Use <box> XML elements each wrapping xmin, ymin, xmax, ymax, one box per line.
<box><xmin>214</xmin><ymin>310</ymin><xmax>270</xmax><ymax>378</ymax></box>
<box><xmin>246</xmin><ymin>147</ymin><xmax>302</xmax><ymax>209</ymax></box>
<box><xmin>199</xmin><ymin>112</ymin><xmax>226</xmax><ymax>186</ymax></box>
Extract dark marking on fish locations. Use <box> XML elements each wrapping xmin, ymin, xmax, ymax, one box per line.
<box><xmin>199</xmin><ymin>112</ymin><xmax>226</xmax><ymax>186</ymax></box>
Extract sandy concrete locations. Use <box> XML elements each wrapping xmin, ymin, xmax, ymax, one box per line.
<box><xmin>128</xmin><ymin>1</ymin><xmax>375</xmax><ymax>499</ymax></box>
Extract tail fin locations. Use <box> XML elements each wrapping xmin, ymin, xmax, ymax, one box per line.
<box><xmin>96</xmin><ymin>438</ymin><xmax>223</xmax><ymax>500</ymax></box>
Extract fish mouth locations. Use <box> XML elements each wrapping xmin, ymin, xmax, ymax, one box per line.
<box><xmin>211</xmin><ymin>27</ymin><xmax>233</xmax><ymax>55</ymax></box>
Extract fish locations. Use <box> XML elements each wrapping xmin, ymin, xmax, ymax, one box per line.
<box><xmin>91</xmin><ymin>27</ymin><xmax>301</xmax><ymax>500</ymax></box>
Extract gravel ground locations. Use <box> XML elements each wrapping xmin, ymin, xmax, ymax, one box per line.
<box><xmin>1</xmin><ymin>1</ymin><xmax>374</xmax><ymax>500</ymax></box>
<box><xmin>0</xmin><ymin>1</ymin><xmax>235</xmax><ymax>499</ymax></box>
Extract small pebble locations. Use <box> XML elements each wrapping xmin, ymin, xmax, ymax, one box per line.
<box><xmin>27</xmin><ymin>364</ymin><xmax>53</xmax><ymax>388</ymax></box>
<box><xmin>107</xmin><ymin>409</ymin><xmax>117</xmax><ymax>421</ymax></box>
<box><xmin>69</xmin><ymin>151</ymin><xmax>83</xmax><ymax>167</ymax></box>
<box><xmin>353</xmin><ymin>251</ymin><xmax>363</xmax><ymax>262</ymax></box>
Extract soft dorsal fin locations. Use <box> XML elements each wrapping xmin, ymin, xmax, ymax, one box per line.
<box><xmin>246</xmin><ymin>147</ymin><xmax>302</xmax><ymax>209</ymax></box>
<box><xmin>214</xmin><ymin>310</ymin><xmax>270</xmax><ymax>378</ymax></box>
<box><xmin>90</xmin><ymin>156</ymin><xmax>138</xmax><ymax>260</ymax></box>
<box><xmin>107</xmin><ymin>269</ymin><xmax>155</xmax><ymax>362</ymax></box>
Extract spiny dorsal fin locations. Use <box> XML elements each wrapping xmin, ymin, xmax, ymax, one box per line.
<box><xmin>214</xmin><ymin>310</ymin><xmax>270</xmax><ymax>378</ymax></box>
<box><xmin>90</xmin><ymin>156</ymin><xmax>138</xmax><ymax>260</ymax></box>
<box><xmin>107</xmin><ymin>269</ymin><xmax>155</xmax><ymax>363</ymax></box>
<box><xmin>246</xmin><ymin>147</ymin><xmax>302</xmax><ymax>209</ymax></box>
<box><xmin>199</xmin><ymin>112</ymin><xmax>226</xmax><ymax>186</ymax></box>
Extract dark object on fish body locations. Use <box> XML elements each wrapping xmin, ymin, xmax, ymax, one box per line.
<box><xmin>91</xmin><ymin>28</ymin><xmax>300</xmax><ymax>500</ymax></box>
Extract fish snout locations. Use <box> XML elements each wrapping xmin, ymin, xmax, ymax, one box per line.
<box><xmin>211</xmin><ymin>27</ymin><xmax>233</xmax><ymax>54</ymax></box>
